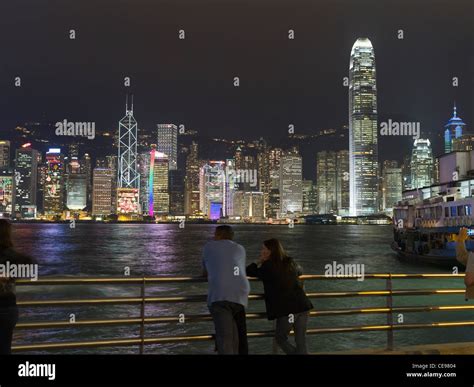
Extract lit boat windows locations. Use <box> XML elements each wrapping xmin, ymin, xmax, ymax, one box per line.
<box><xmin>466</xmin><ymin>205</ymin><xmax>472</xmax><ymax>216</ymax></box>
<box><xmin>451</xmin><ymin>206</ymin><xmax>457</xmax><ymax>217</ymax></box>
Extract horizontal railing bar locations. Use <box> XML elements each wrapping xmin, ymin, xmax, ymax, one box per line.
<box><xmin>12</xmin><ymin>320</ymin><xmax>474</xmax><ymax>352</ymax></box>
<box><xmin>16</xmin><ymin>289</ymin><xmax>466</xmax><ymax>307</ymax></box>
<box><xmin>15</xmin><ymin>273</ymin><xmax>466</xmax><ymax>286</ymax></box>
<box><xmin>16</xmin><ymin>305</ymin><xmax>474</xmax><ymax>330</ymax></box>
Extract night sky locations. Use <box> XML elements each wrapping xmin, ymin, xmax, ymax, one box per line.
<box><xmin>0</xmin><ymin>0</ymin><xmax>472</xmax><ymax>161</ymax></box>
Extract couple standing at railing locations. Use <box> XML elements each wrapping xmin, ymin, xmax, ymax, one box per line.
<box><xmin>202</xmin><ymin>225</ymin><xmax>313</xmax><ymax>355</ymax></box>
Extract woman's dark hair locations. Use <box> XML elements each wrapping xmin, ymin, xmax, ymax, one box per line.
<box><xmin>263</xmin><ymin>238</ymin><xmax>289</xmax><ymax>264</ymax></box>
<box><xmin>0</xmin><ymin>219</ymin><xmax>13</xmax><ymax>249</ymax></box>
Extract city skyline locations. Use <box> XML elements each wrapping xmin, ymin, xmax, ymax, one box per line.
<box><xmin>0</xmin><ymin>0</ymin><xmax>471</xmax><ymax>163</ymax></box>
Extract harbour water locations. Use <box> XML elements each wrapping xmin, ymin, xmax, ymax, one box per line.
<box><xmin>11</xmin><ymin>223</ymin><xmax>473</xmax><ymax>354</ymax></box>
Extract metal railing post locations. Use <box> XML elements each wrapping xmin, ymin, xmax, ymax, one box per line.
<box><xmin>139</xmin><ymin>277</ymin><xmax>146</xmax><ymax>354</ymax></box>
<box><xmin>386</xmin><ymin>273</ymin><xmax>394</xmax><ymax>351</ymax></box>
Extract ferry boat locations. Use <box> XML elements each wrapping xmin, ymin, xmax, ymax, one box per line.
<box><xmin>392</xmin><ymin>151</ymin><xmax>474</xmax><ymax>268</ymax></box>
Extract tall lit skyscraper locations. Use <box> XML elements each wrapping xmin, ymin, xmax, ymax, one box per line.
<box><xmin>66</xmin><ymin>174</ymin><xmax>87</xmax><ymax>211</ymax></box>
<box><xmin>14</xmin><ymin>144</ymin><xmax>39</xmax><ymax>215</ymax></box>
<box><xmin>184</xmin><ymin>142</ymin><xmax>201</xmax><ymax>216</ymax></box>
<box><xmin>117</xmin><ymin>96</ymin><xmax>140</xmax><ymax>216</ymax></box>
<box><xmin>118</xmin><ymin>96</ymin><xmax>140</xmax><ymax>189</ymax></box>
<box><xmin>302</xmin><ymin>180</ymin><xmax>317</xmax><ymax>216</ymax></box>
<box><xmin>336</xmin><ymin>150</ymin><xmax>350</xmax><ymax>215</ymax></box>
<box><xmin>138</xmin><ymin>150</ymin><xmax>152</xmax><ymax>214</ymax></box>
<box><xmin>92</xmin><ymin>168</ymin><xmax>113</xmax><ymax>217</ymax></box>
<box><xmin>224</xmin><ymin>158</ymin><xmax>237</xmax><ymax>217</ymax></box>
<box><xmin>267</xmin><ymin>148</ymin><xmax>283</xmax><ymax>219</ymax></box>
<box><xmin>349</xmin><ymin>37</ymin><xmax>378</xmax><ymax>216</ymax></box>
<box><xmin>149</xmin><ymin>150</ymin><xmax>170</xmax><ymax>216</ymax></box>
<box><xmin>97</xmin><ymin>156</ymin><xmax>118</xmax><ymax>214</ymax></box>
<box><xmin>199</xmin><ymin>161</ymin><xmax>225</xmax><ymax>220</ymax></box>
<box><xmin>169</xmin><ymin>169</ymin><xmax>185</xmax><ymax>216</ymax></box>
<box><xmin>411</xmin><ymin>139</ymin><xmax>434</xmax><ymax>189</ymax></box>
<box><xmin>80</xmin><ymin>153</ymin><xmax>92</xmax><ymax>209</ymax></box>
<box><xmin>382</xmin><ymin>160</ymin><xmax>402</xmax><ymax>213</ymax></box>
<box><xmin>279</xmin><ymin>150</ymin><xmax>302</xmax><ymax>217</ymax></box>
<box><xmin>43</xmin><ymin>148</ymin><xmax>64</xmax><ymax>217</ymax></box>
<box><xmin>232</xmin><ymin>191</ymin><xmax>265</xmax><ymax>220</ymax></box>
<box><xmin>0</xmin><ymin>168</ymin><xmax>14</xmax><ymax>217</ymax></box>
<box><xmin>317</xmin><ymin>151</ymin><xmax>337</xmax><ymax>214</ymax></box>
<box><xmin>157</xmin><ymin>124</ymin><xmax>178</xmax><ymax>171</ymax></box>
<box><xmin>401</xmin><ymin>155</ymin><xmax>412</xmax><ymax>190</ymax></box>
<box><xmin>0</xmin><ymin>141</ymin><xmax>11</xmax><ymax>169</ymax></box>
<box><xmin>444</xmin><ymin>104</ymin><xmax>466</xmax><ymax>153</ymax></box>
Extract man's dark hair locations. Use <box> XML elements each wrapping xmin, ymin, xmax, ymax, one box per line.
<box><xmin>215</xmin><ymin>225</ymin><xmax>234</xmax><ymax>240</ymax></box>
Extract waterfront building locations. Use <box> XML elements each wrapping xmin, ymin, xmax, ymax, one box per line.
<box><xmin>382</xmin><ymin>160</ymin><xmax>402</xmax><ymax>213</ymax></box>
<box><xmin>302</xmin><ymin>180</ymin><xmax>317</xmax><ymax>215</ymax></box>
<box><xmin>149</xmin><ymin>150</ymin><xmax>170</xmax><ymax>216</ymax></box>
<box><xmin>14</xmin><ymin>144</ymin><xmax>39</xmax><ymax>216</ymax></box>
<box><xmin>184</xmin><ymin>141</ymin><xmax>201</xmax><ymax>217</ymax></box>
<box><xmin>43</xmin><ymin>148</ymin><xmax>64</xmax><ymax>217</ymax></box>
<box><xmin>336</xmin><ymin>150</ymin><xmax>350</xmax><ymax>215</ymax></box>
<box><xmin>444</xmin><ymin>104</ymin><xmax>466</xmax><ymax>153</ymax></box>
<box><xmin>66</xmin><ymin>173</ymin><xmax>87</xmax><ymax>211</ymax></box>
<box><xmin>157</xmin><ymin>124</ymin><xmax>178</xmax><ymax>171</ymax></box>
<box><xmin>317</xmin><ymin>151</ymin><xmax>337</xmax><ymax>214</ymax></box>
<box><xmin>0</xmin><ymin>168</ymin><xmax>14</xmax><ymax>218</ymax></box>
<box><xmin>92</xmin><ymin>168</ymin><xmax>113</xmax><ymax>217</ymax></box>
<box><xmin>0</xmin><ymin>141</ymin><xmax>11</xmax><ymax>168</ymax></box>
<box><xmin>279</xmin><ymin>150</ymin><xmax>303</xmax><ymax>217</ymax></box>
<box><xmin>349</xmin><ymin>37</ymin><xmax>378</xmax><ymax>216</ymax></box>
<box><xmin>411</xmin><ymin>139</ymin><xmax>434</xmax><ymax>189</ymax></box>
<box><xmin>199</xmin><ymin>161</ymin><xmax>225</xmax><ymax>220</ymax></box>
<box><xmin>117</xmin><ymin>95</ymin><xmax>140</xmax><ymax>214</ymax></box>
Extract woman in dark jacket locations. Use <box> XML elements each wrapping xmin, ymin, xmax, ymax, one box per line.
<box><xmin>0</xmin><ymin>219</ymin><xmax>35</xmax><ymax>354</ymax></box>
<box><xmin>246</xmin><ymin>238</ymin><xmax>313</xmax><ymax>354</ymax></box>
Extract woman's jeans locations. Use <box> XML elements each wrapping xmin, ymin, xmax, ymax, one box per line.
<box><xmin>275</xmin><ymin>311</ymin><xmax>309</xmax><ymax>354</ymax></box>
<box><xmin>0</xmin><ymin>305</ymin><xmax>19</xmax><ymax>355</ymax></box>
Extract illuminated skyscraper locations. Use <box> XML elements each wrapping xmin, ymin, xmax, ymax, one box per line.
<box><xmin>349</xmin><ymin>37</ymin><xmax>378</xmax><ymax>215</ymax></box>
<box><xmin>382</xmin><ymin>160</ymin><xmax>402</xmax><ymax>213</ymax></box>
<box><xmin>117</xmin><ymin>96</ymin><xmax>140</xmax><ymax>216</ymax></box>
<box><xmin>336</xmin><ymin>150</ymin><xmax>350</xmax><ymax>215</ymax></box>
<box><xmin>224</xmin><ymin>159</ymin><xmax>237</xmax><ymax>217</ymax></box>
<box><xmin>157</xmin><ymin>124</ymin><xmax>178</xmax><ymax>171</ymax></box>
<box><xmin>149</xmin><ymin>150</ymin><xmax>170</xmax><ymax>216</ymax></box>
<box><xmin>118</xmin><ymin>95</ymin><xmax>140</xmax><ymax>190</ymax></box>
<box><xmin>444</xmin><ymin>104</ymin><xmax>466</xmax><ymax>153</ymax></box>
<box><xmin>302</xmin><ymin>180</ymin><xmax>317</xmax><ymax>216</ymax></box>
<box><xmin>92</xmin><ymin>168</ymin><xmax>113</xmax><ymax>217</ymax></box>
<box><xmin>199</xmin><ymin>161</ymin><xmax>225</xmax><ymax>220</ymax></box>
<box><xmin>317</xmin><ymin>151</ymin><xmax>337</xmax><ymax>214</ymax></box>
<box><xmin>43</xmin><ymin>148</ymin><xmax>64</xmax><ymax>217</ymax></box>
<box><xmin>0</xmin><ymin>169</ymin><xmax>14</xmax><ymax>218</ymax></box>
<box><xmin>411</xmin><ymin>139</ymin><xmax>434</xmax><ymax>189</ymax></box>
<box><xmin>96</xmin><ymin>156</ymin><xmax>118</xmax><ymax>214</ymax></box>
<box><xmin>14</xmin><ymin>144</ymin><xmax>39</xmax><ymax>215</ymax></box>
<box><xmin>66</xmin><ymin>174</ymin><xmax>87</xmax><ymax>211</ymax></box>
<box><xmin>232</xmin><ymin>191</ymin><xmax>265</xmax><ymax>220</ymax></box>
<box><xmin>401</xmin><ymin>154</ymin><xmax>412</xmax><ymax>190</ymax></box>
<box><xmin>267</xmin><ymin>148</ymin><xmax>283</xmax><ymax>219</ymax></box>
<box><xmin>317</xmin><ymin>150</ymin><xmax>349</xmax><ymax>215</ymax></box>
<box><xmin>80</xmin><ymin>153</ymin><xmax>92</xmax><ymax>209</ymax></box>
<box><xmin>184</xmin><ymin>142</ymin><xmax>202</xmax><ymax>216</ymax></box>
<box><xmin>279</xmin><ymin>150</ymin><xmax>302</xmax><ymax>217</ymax></box>
<box><xmin>0</xmin><ymin>141</ymin><xmax>11</xmax><ymax>168</ymax></box>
